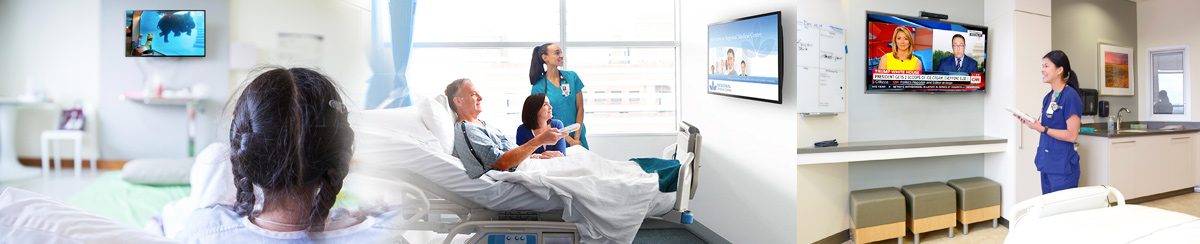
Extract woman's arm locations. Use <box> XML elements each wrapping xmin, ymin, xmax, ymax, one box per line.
<box><xmin>878</xmin><ymin>55</ymin><xmax>888</xmax><ymax>69</ymax></box>
<box><xmin>1021</xmin><ymin>115</ymin><xmax>1081</xmax><ymax>143</ymax></box>
<box><xmin>573</xmin><ymin>92</ymin><xmax>585</xmax><ymax>142</ymax></box>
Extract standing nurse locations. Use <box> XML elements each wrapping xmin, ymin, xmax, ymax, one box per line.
<box><xmin>1016</xmin><ymin>50</ymin><xmax>1083</xmax><ymax>194</ymax></box>
<box><xmin>530</xmin><ymin>43</ymin><xmax>588</xmax><ymax>149</ymax></box>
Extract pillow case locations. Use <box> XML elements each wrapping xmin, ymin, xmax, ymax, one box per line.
<box><xmin>418</xmin><ymin>94</ymin><xmax>455</xmax><ymax>154</ymax></box>
<box><xmin>120</xmin><ymin>158</ymin><xmax>194</xmax><ymax>185</ymax></box>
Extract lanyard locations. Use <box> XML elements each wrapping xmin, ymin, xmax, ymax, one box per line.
<box><xmin>546</xmin><ymin>74</ymin><xmax>569</xmax><ymax>97</ymax></box>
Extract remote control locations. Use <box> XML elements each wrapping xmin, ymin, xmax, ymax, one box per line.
<box><xmin>560</xmin><ymin>123</ymin><xmax>581</xmax><ymax>134</ymax></box>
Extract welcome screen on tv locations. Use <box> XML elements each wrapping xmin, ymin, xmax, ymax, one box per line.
<box><xmin>866</xmin><ymin>12</ymin><xmax>987</xmax><ymax>92</ymax></box>
<box><xmin>707</xmin><ymin>12</ymin><xmax>782</xmax><ymax>103</ymax></box>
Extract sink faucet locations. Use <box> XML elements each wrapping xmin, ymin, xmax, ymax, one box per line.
<box><xmin>1116</xmin><ymin>107</ymin><xmax>1132</xmax><ymax>131</ymax></box>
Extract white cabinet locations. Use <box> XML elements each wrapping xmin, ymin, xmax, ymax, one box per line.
<box><xmin>1078</xmin><ymin>133</ymin><xmax>1197</xmax><ymax>199</ymax></box>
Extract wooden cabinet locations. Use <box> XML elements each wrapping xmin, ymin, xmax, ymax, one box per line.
<box><xmin>1078</xmin><ymin>133</ymin><xmax>1197</xmax><ymax>199</ymax></box>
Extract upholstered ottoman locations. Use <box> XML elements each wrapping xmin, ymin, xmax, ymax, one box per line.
<box><xmin>849</xmin><ymin>187</ymin><xmax>905</xmax><ymax>244</ymax></box>
<box><xmin>901</xmin><ymin>182</ymin><xmax>956</xmax><ymax>244</ymax></box>
<box><xmin>946</xmin><ymin>177</ymin><xmax>1001</xmax><ymax>234</ymax></box>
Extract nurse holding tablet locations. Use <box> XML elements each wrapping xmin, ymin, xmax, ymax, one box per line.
<box><xmin>1015</xmin><ymin>50</ymin><xmax>1083</xmax><ymax>194</ymax></box>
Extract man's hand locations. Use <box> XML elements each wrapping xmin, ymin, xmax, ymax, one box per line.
<box><xmin>541</xmin><ymin>151</ymin><xmax>564</xmax><ymax>158</ymax></box>
<box><xmin>533</xmin><ymin>128</ymin><xmax>567</xmax><ymax>146</ymax></box>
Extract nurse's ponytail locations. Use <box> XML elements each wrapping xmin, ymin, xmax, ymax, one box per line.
<box><xmin>529</xmin><ymin>43</ymin><xmax>553</xmax><ymax>85</ymax></box>
<box><xmin>1044</xmin><ymin>50</ymin><xmax>1081</xmax><ymax>95</ymax></box>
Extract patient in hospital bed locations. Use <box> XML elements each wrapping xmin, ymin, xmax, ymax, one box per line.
<box><xmin>175</xmin><ymin>67</ymin><xmax>403</xmax><ymax>243</ymax></box>
<box><xmin>440</xmin><ymin>78</ymin><xmax>681</xmax><ymax>243</ymax></box>
<box><xmin>444</xmin><ymin>78</ymin><xmax>568</xmax><ymax>179</ymax></box>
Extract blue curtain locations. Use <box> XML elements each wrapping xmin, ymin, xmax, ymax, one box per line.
<box><xmin>363</xmin><ymin>0</ymin><xmax>416</xmax><ymax>109</ymax></box>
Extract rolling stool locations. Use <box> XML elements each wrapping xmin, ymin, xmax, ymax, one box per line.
<box><xmin>946</xmin><ymin>177</ymin><xmax>1001</xmax><ymax>235</ymax></box>
<box><xmin>849</xmin><ymin>187</ymin><xmax>906</xmax><ymax>244</ymax></box>
<box><xmin>40</xmin><ymin>130</ymin><xmax>92</xmax><ymax>179</ymax></box>
<box><xmin>901</xmin><ymin>182</ymin><xmax>957</xmax><ymax>244</ymax></box>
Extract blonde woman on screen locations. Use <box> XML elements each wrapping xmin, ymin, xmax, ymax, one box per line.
<box><xmin>878</xmin><ymin>26</ymin><xmax>923</xmax><ymax>71</ymax></box>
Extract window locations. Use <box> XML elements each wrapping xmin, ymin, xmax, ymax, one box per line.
<box><xmin>410</xmin><ymin>0</ymin><xmax>678</xmax><ymax>135</ymax></box>
<box><xmin>1145</xmin><ymin>45</ymin><xmax>1190</xmax><ymax>121</ymax></box>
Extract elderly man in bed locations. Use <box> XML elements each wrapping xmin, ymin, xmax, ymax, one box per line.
<box><xmin>445</xmin><ymin>78</ymin><xmax>568</xmax><ymax>179</ymax></box>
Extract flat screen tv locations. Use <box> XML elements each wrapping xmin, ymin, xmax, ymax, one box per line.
<box><xmin>866</xmin><ymin>12</ymin><xmax>987</xmax><ymax>93</ymax></box>
<box><xmin>707</xmin><ymin>11</ymin><xmax>783</xmax><ymax>104</ymax></box>
<box><xmin>125</xmin><ymin>10</ymin><xmax>206</xmax><ymax>57</ymax></box>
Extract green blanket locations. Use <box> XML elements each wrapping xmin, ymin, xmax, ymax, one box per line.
<box><xmin>68</xmin><ymin>172</ymin><xmax>191</xmax><ymax>228</ymax></box>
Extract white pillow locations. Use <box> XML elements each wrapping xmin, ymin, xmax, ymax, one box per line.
<box><xmin>351</xmin><ymin>105</ymin><xmax>439</xmax><ymax>148</ymax></box>
<box><xmin>418</xmin><ymin>94</ymin><xmax>455</xmax><ymax>154</ymax></box>
<box><xmin>0</xmin><ymin>187</ymin><xmax>181</xmax><ymax>244</ymax></box>
<box><xmin>120</xmin><ymin>158</ymin><xmax>194</xmax><ymax>185</ymax></box>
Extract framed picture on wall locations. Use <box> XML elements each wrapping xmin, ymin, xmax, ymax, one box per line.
<box><xmin>1099</xmin><ymin>43</ymin><xmax>1135</xmax><ymax>96</ymax></box>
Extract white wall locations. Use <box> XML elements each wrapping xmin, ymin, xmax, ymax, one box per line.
<box><xmin>681</xmin><ymin>0</ymin><xmax>798</xmax><ymax>243</ymax></box>
<box><xmin>795</xmin><ymin>1</ymin><xmax>851</xmax><ymax>242</ymax></box>
<box><xmin>99</xmin><ymin>0</ymin><xmax>231</xmax><ymax>160</ymax></box>
<box><xmin>1137</xmin><ymin>0</ymin><xmax>1200</xmax><ymax>121</ymax></box>
<box><xmin>982</xmin><ymin>0</ymin><xmax>1052</xmax><ymax>221</ymax></box>
<box><xmin>229</xmin><ymin>0</ymin><xmax>371</xmax><ymax>109</ymax></box>
<box><xmin>0</xmin><ymin>0</ymin><xmax>101</xmax><ymax>160</ymax></box>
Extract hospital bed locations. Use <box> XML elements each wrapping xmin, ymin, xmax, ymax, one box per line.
<box><xmin>1004</xmin><ymin>186</ymin><xmax>1200</xmax><ymax>243</ymax></box>
<box><xmin>348</xmin><ymin>94</ymin><xmax>703</xmax><ymax>244</ymax></box>
<box><xmin>351</xmin><ymin>121</ymin><xmax>702</xmax><ymax>244</ymax></box>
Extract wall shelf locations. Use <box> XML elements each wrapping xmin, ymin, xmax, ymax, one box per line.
<box><xmin>797</xmin><ymin>136</ymin><xmax>1007</xmax><ymax>165</ymax></box>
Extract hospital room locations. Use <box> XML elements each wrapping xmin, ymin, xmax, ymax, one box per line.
<box><xmin>3</xmin><ymin>0</ymin><xmax>1198</xmax><ymax>244</ymax></box>
<box><xmin>0</xmin><ymin>0</ymin><xmax>785</xmax><ymax>243</ymax></box>
<box><xmin>798</xmin><ymin>0</ymin><xmax>1200</xmax><ymax>243</ymax></box>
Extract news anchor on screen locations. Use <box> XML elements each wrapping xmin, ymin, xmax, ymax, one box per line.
<box><xmin>878</xmin><ymin>26</ymin><xmax>923</xmax><ymax>71</ymax></box>
<box><xmin>935</xmin><ymin>34</ymin><xmax>978</xmax><ymax>73</ymax></box>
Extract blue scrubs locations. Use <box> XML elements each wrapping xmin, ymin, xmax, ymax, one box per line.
<box><xmin>1034</xmin><ymin>87</ymin><xmax>1083</xmax><ymax>194</ymax></box>
<box><xmin>532</xmin><ymin>70</ymin><xmax>588</xmax><ymax>149</ymax></box>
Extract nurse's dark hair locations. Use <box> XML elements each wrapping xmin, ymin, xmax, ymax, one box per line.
<box><xmin>521</xmin><ymin>93</ymin><xmax>551</xmax><ymax>130</ymax></box>
<box><xmin>1044</xmin><ymin>50</ymin><xmax>1081</xmax><ymax>95</ymax></box>
<box><xmin>227</xmin><ymin>66</ymin><xmax>353</xmax><ymax>232</ymax></box>
<box><xmin>529</xmin><ymin>43</ymin><xmax>555</xmax><ymax>85</ymax></box>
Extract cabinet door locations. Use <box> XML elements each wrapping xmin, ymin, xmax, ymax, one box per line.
<box><xmin>1109</xmin><ymin>139</ymin><xmax>1141</xmax><ymax>198</ymax></box>
<box><xmin>1165</xmin><ymin>135</ymin><xmax>1196</xmax><ymax>190</ymax></box>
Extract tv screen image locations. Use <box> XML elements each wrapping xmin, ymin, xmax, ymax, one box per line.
<box><xmin>125</xmin><ymin>10</ymin><xmax>206</xmax><ymax>57</ymax></box>
<box><xmin>866</xmin><ymin>12</ymin><xmax>987</xmax><ymax>92</ymax></box>
<box><xmin>707</xmin><ymin>11</ymin><xmax>783</xmax><ymax>104</ymax></box>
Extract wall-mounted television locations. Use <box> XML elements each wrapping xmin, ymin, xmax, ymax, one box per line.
<box><xmin>126</xmin><ymin>10</ymin><xmax>206</xmax><ymax>57</ymax></box>
<box><xmin>866</xmin><ymin>12</ymin><xmax>987</xmax><ymax>93</ymax></box>
<box><xmin>707</xmin><ymin>11</ymin><xmax>783</xmax><ymax>104</ymax></box>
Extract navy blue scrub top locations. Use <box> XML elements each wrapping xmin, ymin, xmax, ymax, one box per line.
<box><xmin>1034</xmin><ymin>87</ymin><xmax>1083</xmax><ymax>174</ymax></box>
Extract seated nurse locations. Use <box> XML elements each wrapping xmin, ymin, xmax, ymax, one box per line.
<box><xmin>177</xmin><ymin>67</ymin><xmax>402</xmax><ymax>243</ymax></box>
<box><xmin>446</xmin><ymin>78</ymin><xmax>568</xmax><ymax>179</ymax></box>
<box><xmin>516</xmin><ymin>93</ymin><xmax>568</xmax><ymax>156</ymax></box>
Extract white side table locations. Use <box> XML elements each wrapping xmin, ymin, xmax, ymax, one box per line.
<box><xmin>0</xmin><ymin>98</ymin><xmax>44</xmax><ymax>182</ymax></box>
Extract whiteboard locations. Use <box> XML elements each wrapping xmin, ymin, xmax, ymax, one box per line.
<box><xmin>796</xmin><ymin>17</ymin><xmax>846</xmax><ymax>114</ymax></box>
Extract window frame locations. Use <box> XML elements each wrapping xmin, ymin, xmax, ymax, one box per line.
<box><xmin>1143</xmin><ymin>45</ymin><xmax>1191</xmax><ymax>121</ymax></box>
<box><xmin>411</xmin><ymin>0</ymin><xmax>682</xmax><ymax>135</ymax></box>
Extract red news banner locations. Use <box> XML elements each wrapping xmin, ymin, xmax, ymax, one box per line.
<box><xmin>870</xmin><ymin>69</ymin><xmax>984</xmax><ymax>90</ymax></box>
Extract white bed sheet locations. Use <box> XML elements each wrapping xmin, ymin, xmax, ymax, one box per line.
<box><xmin>351</xmin><ymin>125</ymin><xmax>675</xmax><ymax>215</ymax></box>
<box><xmin>1005</xmin><ymin>205</ymin><xmax>1200</xmax><ymax>244</ymax></box>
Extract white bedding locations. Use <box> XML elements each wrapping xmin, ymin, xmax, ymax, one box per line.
<box><xmin>494</xmin><ymin>146</ymin><xmax>674</xmax><ymax>244</ymax></box>
<box><xmin>1005</xmin><ymin>205</ymin><xmax>1200</xmax><ymax>243</ymax></box>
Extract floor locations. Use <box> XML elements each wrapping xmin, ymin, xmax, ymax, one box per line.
<box><xmin>0</xmin><ymin>166</ymin><xmax>110</xmax><ymax>202</ymax></box>
<box><xmin>841</xmin><ymin>191</ymin><xmax>1200</xmax><ymax>244</ymax></box>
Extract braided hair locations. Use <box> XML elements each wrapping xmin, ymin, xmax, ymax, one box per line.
<box><xmin>228</xmin><ymin>67</ymin><xmax>354</xmax><ymax>232</ymax></box>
